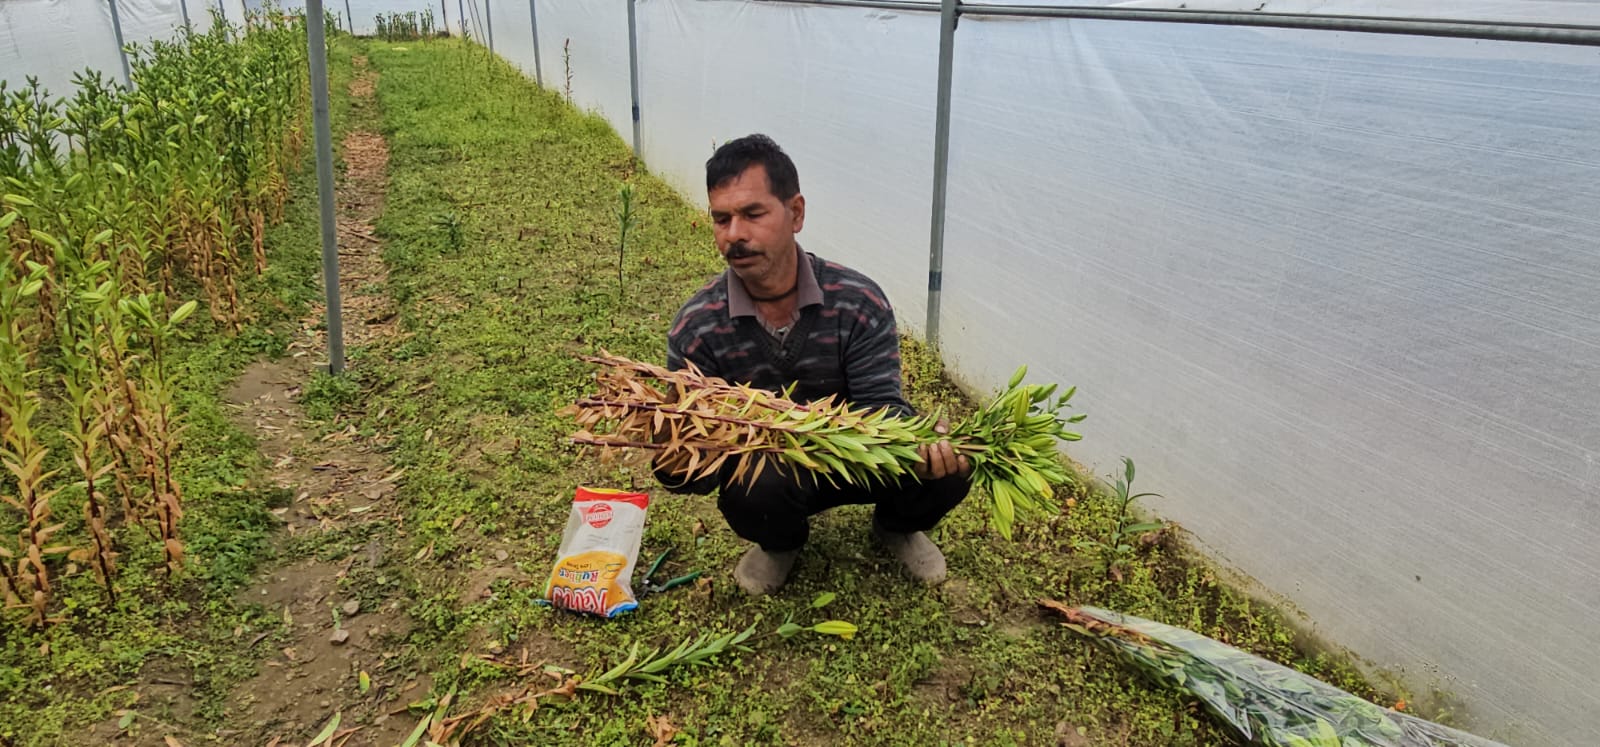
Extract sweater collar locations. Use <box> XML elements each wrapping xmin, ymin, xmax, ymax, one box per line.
<box><xmin>725</xmin><ymin>246</ymin><xmax>823</xmax><ymax>319</ymax></box>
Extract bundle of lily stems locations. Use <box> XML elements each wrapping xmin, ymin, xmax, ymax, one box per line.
<box><xmin>564</xmin><ymin>352</ymin><xmax>1086</xmax><ymax>539</ymax></box>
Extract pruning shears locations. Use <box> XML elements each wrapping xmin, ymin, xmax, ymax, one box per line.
<box><xmin>638</xmin><ymin>548</ymin><xmax>702</xmax><ymax>597</ymax></box>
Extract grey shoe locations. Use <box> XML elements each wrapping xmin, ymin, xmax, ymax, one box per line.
<box><xmin>733</xmin><ymin>545</ymin><xmax>799</xmax><ymax>596</ymax></box>
<box><xmin>873</xmin><ymin>526</ymin><xmax>948</xmax><ymax>585</ymax></box>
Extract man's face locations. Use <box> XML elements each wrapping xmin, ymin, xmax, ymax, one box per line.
<box><xmin>708</xmin><ymin>164</ymin><xmax>805</xmax><ymax>287</ymax></box>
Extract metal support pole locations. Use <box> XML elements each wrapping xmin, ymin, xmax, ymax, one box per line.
<box><xmin>107</xmin><ymin>0</ymin><xmax>134</xmax><ymax>89</ymax></box>
<box><xmin>486</xmin><ymin>0</ymin><xmax>495</xmax><ymax>51</ymax></box>
<box><xmin>458</xmin><ymin>0</ymin><xmax>466</xmax><ymax>37</ymax></box>
<box><xmin>626</xmin><ymin>0</ymin><xmax>642</xmax><ymax>158</ymax></box>
<box><xmin>528</xmin><ymin>0</ymin><xmax>542</xmax><ymax>85</ymax></box>
<box><xmin>968</xmin><ymin>4</ymin><xmax>1600</xmax><ymax>46</ymax></box>
<box><xmin>179</xmin><ymin>0</ymin><xmax>192</xmax><ymax>33</ymax></box>
<box><xmin>441</xmin><ymin>0</ymin><xmax>448</xmax><ymax>37</ymax></box>
<box><xmin>754</xmin><ymin>0</ymin><xmax>1600</xmax><ymax>47</ymax></box>
<box><xmin>924</xmin><ymin>0</ymin><xmax>956</xmax><ymax>347</ymax></box>
<box><xmin>344</xmin><ymin>0</ymin><xmax>353</xmax><ymax>34</ymax></box>
<box><xmin>215</xmin><ymin>0</ymin><xmax>227</xmax><ymax>27</ymax></box>
<box><xmin>305</xmin><ymin>0</ymin><xmax>345</xmax><ymax>375</ymax></box>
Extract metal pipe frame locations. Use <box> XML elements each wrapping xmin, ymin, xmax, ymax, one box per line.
<box><xmin>627</xmin><ymin>0</ymin><xmax>643</xmax><ymax>158</ymax></box>
<box><xmin>305</xmin><ymin>0</ymin><xmax>345</xmax><ymax>374</ymax></box>
<box><xmin>107</xmin><ymin>0</ymin><xmax>133</xmax><ymax>89</ymax></box>
<box><xmin>972</xmin><ymin>4</ymin><xmax>1600</xmax><ymax>46</ymax></box>
<box><xmin>469</xmin><ymin>0</ymin><xmax>485</xmax><ymax>44</ymax></box>
<box><xmin>529</xmin><ymin>0</ymin><xmax>543</xmax><ymax>85</ymax></box>
<box><xmin>924</xmin><ymin>0</ymin><xmax>956</xmax><ymax>346</ymax></box>
<box><xmin>756</xmin><ymin>0</ymin><xmax>1600</xmax><ymax>47</ymax></box>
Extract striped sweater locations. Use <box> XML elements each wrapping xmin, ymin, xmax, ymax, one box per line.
<box><xmin>666</xmin><ymin>250</ymin><xmax>914</xmax><ymax>419</ymax></box>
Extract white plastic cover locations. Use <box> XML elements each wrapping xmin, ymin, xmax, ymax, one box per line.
<box><xmin>481</xmin><ymin>0</ymin><xmax>539</xmax><ymax>77</ymax></box>
<box><xmin>938</xmin><ymin>14</ymin><xmax>1600</xmax><ymax>747</ymax></box>
<box><xmin>1102</xmin><ymin>0</ymin><xmax>1600</xmax><ymax>23</ymax></box>
<box><xmin>3</xmin><ymin>0</ymin><xmax>247</xmax><ymax>97</ymax></box>
<box><xmin>635</xmin><ymin>0</ymin><xmax>940</xmax><ymax>331</ymax></box>
<box><xmin>518</xmin><ymin>0</ymin><xmax>634</xmax><ymax>140</ymax></box>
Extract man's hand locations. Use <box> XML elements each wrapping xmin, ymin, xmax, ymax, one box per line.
<box><xmin>914</xmin><ymin>418</ymin><xmax>972</xmax><ymax>481</ymax></box>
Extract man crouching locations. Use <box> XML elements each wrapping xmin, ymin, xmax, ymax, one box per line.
<box><xmin>654</xmin><ymin>134</ymin><xmax>972</xmax><ymax>596</ymax></box>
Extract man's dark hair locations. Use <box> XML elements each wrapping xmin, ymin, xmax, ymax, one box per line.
<box><xmin>706</xmin><ymin>134</ymin><xmax>801</xmax><ymax>201</ymax></box>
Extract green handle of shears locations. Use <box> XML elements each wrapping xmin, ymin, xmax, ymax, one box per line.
<box><xmin>655</xmin><ymin>570</ymin><xmax>702</xmax><ymax>592</ymax></box>
<box><xmin>644</xmin><ymin>549</ymin><xmax>671</xmax><ymax>581</ymax></box>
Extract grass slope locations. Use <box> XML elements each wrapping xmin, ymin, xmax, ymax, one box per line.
<box><xmin>351</xmin><ymin>38</ymin><xmax>1382</xmax><ymax>747</ymax></box>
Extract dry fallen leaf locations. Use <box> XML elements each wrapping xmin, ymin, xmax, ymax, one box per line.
<box><xmin>646</xmin><ymin>714</ymin><xmax>679</xmax><ymax>747</ymax></box>
<box><xmin>163</xmin><ymin>736</ymin><xmax>185</xmax><ymax>747</ymax></box>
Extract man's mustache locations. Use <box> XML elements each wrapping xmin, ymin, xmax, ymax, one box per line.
<box><xmin>725</xmin><ymin>242</ymin><xmax>757</xmax><ymax>261</ymax></box>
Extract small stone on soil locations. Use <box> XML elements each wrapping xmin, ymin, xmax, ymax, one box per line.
<box><xmin>330</xmin><ymin>629</ymin><xmax>351</xmax><ymax>645</ymax></box>
<box><xmin>342</xmin><ymin>599</ymin><xmax>361</xmax><ymax>616</ymax></box>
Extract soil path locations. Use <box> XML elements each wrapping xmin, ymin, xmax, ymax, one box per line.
<box><xmin>214</xmin><ymin>54</ymin><xmax>420</xmax><ymax>747</ymax></box>
<box><xmin>90</xmin><ymin>54</ymin><xmax>417</xmax><ymax>747</ymax></box>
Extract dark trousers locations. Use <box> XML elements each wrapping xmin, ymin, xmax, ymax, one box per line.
<box><xmin>711</xmin><ymin>464</ymin><xmax>971</xmax><ymax>553</ymax></box>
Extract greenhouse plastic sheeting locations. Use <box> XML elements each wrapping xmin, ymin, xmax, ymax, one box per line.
<box><xmin>482</xmin><ymin>0</ymin><xmax>537</xmax><ymax>78</ymax></box>
<box><xmin>635</xmin><ymin>0</ymin><xmax>940</xmax><ymax>331</ymax></box>
<box><xmin>1106</xmin><ymin>0</ymin><xmax>1600</xmax><ymax>23</ymax></box>
<box><xmin>522</xmin><ymin>0</ymin><xmax>634</xmax><ymax>144</ymax></box>
<box><xmin>936</xmin><ymin>15</ymin><xmax>1600</xmax><ymax>747</ymax></box>
<box><xmin>1</xmin><ymin>0</ymin><xmax>242</xmax><ymax>96</ymax></box>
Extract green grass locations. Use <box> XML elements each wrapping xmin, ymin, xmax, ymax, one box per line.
<box><xmin>0</xmin><ymin>40</ymin><xmax>356</xmax><ymax>746</ymax></box>
<box><xmin>347</xmin><ymin>38</ymin><xmax>1387</xmax><ymax>746</ymax></box>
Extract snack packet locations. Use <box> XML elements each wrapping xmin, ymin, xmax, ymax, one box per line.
<box><xmin>543</xmin><ymin>486</ymin><xmax>649</xmax><ymax>617</ymax></box>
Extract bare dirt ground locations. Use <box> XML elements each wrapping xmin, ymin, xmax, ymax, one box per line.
<box><xmin>89</xmin><ymin>55</ymin><xmax>416</xmax><ymax>747</ymax></box>
<box><xmin>218</xmin><ymin>55</ymin><xmax>417</xmax><ymax>747</ymax></box>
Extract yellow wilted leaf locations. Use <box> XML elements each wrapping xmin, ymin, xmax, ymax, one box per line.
<box><xmin>810</xmin><ymin>621</ymin><xmax>858</xmax><ymax>640</ymax></box>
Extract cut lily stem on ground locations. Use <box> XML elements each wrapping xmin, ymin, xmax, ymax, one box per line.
<box><xmin>412</xmin><ymin>624</ymin><xmax>763</xmax><ymax>745</ymax></box>
<box><xmin>564</xmin><ymin>352</ymin><xmax>1086</xmax><ymax>538</ymax></box>
<box><xmin>1038</xmin><ymin>601</ymin><xmax>1504</xmax><ymax>747</ymax></box>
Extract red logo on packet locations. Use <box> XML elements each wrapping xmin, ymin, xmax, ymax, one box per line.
<box><xmin>583</xmin><ymin>503</ymin><xmax>613</xmax><ymax>528</ymax></box>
